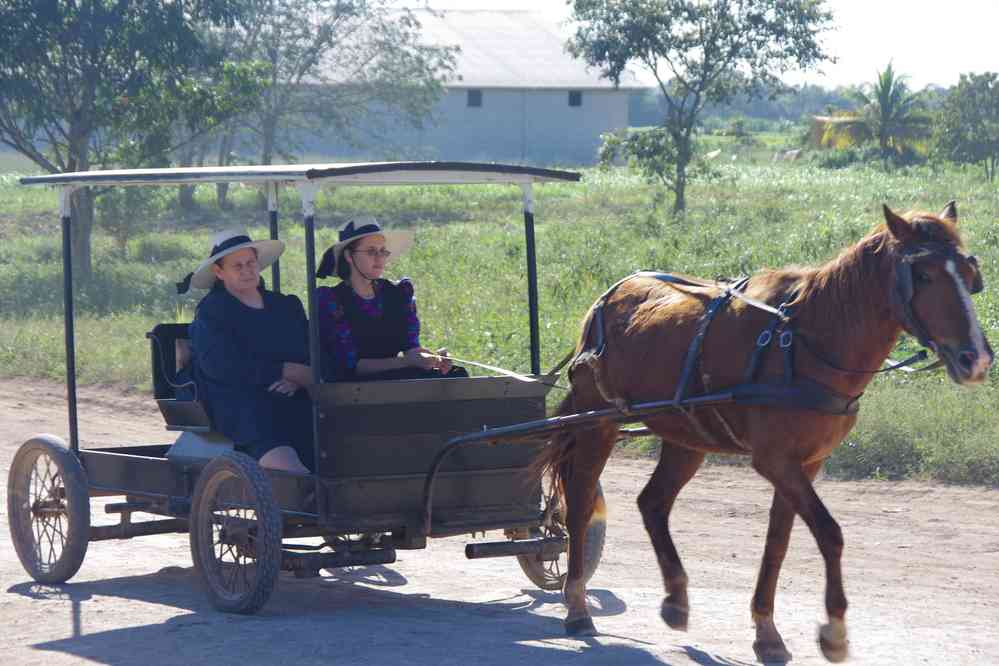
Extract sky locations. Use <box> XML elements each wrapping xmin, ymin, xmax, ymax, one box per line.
<box><xmin>424</xmin><ymin>0</ymin><xmax>999</xmax><ymax>90</ymax></box>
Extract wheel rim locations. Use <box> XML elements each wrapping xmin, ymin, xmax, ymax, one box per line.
<box><xmin>18</xmin><ymin>450</ymin><xmax>70</xmax><ymax>573</ymax></box>
<box><xmin>199</xmin><ymin>470</ymin><xmax>263</xmax><ymax>602</ymax></box>
<box><xmin>528</xmin><ymin>489</ymin><xmax>568</xmax><ymax>587</ymax></box>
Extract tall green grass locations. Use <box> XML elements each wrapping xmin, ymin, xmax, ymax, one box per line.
<box><xmin>3</xmin><ymin>149</ymin><xmax>999</xmax><ymax>484</ymax></box>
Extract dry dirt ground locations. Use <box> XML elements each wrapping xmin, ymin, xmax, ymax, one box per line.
<box><xmin>1</xmin><ymin>378</ymin><xmax>997</xmax><ymax>665</ymax></box>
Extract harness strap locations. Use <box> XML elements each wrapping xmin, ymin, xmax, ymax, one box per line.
<box><xmin>673</xmin><ymin>277</ymin><xmax>749</xmax><ymax>404</ymax></box>
<box><xmin>729</xmin><ymin>379</ymin><xmax>861</xmax><ymax>415</ymax></box>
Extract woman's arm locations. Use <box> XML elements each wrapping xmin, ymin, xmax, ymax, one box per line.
<box><xmin>191</xmin><ymin>302</ymin><xmax>283</xmax><ymax>388</ymax></box>
<box><xmin>317</xmin><ymin>286</ymin><xmax>360</xmax><ymax>380</ymax></box>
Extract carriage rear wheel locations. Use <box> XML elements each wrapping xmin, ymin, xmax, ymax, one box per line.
<box><xmin>189</xmin><ymin>451</ymin><xmax>282</xmax><ymax>614</ymax></box>
<box><xmin>7</xmin><ymin>435</ymin><xmax>91</xmax><ymax>584</ymax></box>
<box><xmin>516</xmin><ymin>480</ymin><xmax>605</xmax><ymax>591</ymax></box>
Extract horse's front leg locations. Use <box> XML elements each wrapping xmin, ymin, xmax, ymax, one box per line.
<box><xmin>637</xmin><ymin>440</ymin><xmax>705</xmax><ymax>632</ymax></box>
<box><xmin>750</xmin><ymin>484</ymin><xmax>800</xmax><ymax>663</ymax></box>
<box><xmin>753</xmin><ymin>457</ymin><xmax>848</xmax><ymax>663</ymax></box>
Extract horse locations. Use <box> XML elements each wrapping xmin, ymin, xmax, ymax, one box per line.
<box><xmin>537</xmin><ymin>202</ymin><xmax>991</xmax><ymax>662</ymax></box>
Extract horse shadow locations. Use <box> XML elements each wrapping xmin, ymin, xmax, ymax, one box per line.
<box><xmin>8</xmin><ymin>567</ymin><xmax>677</xmax><ymax>666</ymax></box>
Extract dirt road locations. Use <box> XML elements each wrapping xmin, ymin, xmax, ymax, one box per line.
<box><xmin>2</xmin><ymin>379</ymin><xmax>997</xmax><ymax>665</ymax></box>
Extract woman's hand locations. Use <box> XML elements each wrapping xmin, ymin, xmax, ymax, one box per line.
<box><xmin>435</xmin><ymin>347</ymin><xmax>453</xmax><ymax>374</ymax></box>
<box><xmin>404</xmin><ymin>347</ymin><xmax>440</xmax><ymax>371</ymax></box>
<box><xmin>268</xmin><ymin>378</ymin><xmax>301</xmax><ymax>396</ymax></box>
<box><xmin>282</xmin><ymin>362</ymin><xmax>312</xmax><ymax>386</ymax></box>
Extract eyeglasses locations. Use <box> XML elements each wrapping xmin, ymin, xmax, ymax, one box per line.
<box><xmin>352</xmin><ymin>248</ymin><xmax>391</xmax><ymax>260</ymax></box>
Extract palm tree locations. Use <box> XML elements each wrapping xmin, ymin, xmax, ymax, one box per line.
<box><xmin>811</xmin><ymin>62</ymin><xmax>932</xmax><ymax>162</ymax></box>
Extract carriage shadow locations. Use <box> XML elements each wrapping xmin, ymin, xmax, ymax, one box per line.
<box><xmin>9</xmin><ymin>568</ymin><xmax>676</xmax><ymax>665</ymax></box>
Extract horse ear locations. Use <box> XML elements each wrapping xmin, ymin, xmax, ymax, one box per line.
<box><xmin>940</xmin><ymin>200</ymin><xmax>958</xmax><ymax>224</ymax></box>
<box><xmin>883</xmin><ymin>204</ymin><xmax>916</xmax><ymax>243</ymax></box>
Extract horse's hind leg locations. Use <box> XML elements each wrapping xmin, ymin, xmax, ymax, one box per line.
<box><xmin>637</xmin><ymin>440</ymin><xmax>705</xmax><ymax>632</ymax></box>
<box><xmin>561</xmin><ymin>420</ymin><xmax>617</xmax><ymax>637</ymax></box>
<box><xmin>753</xmin><ymin>458</ymin><xmax>848</xmax><ymax>663</ymax></box>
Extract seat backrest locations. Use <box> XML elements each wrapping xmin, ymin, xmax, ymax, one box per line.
<box><xmin>147</xmin><ymin>323</ymin><xmax>191</xmax><ymax>400</ymax></box>
<box><xmin>147</xmin><ymin>323</ymin><xmax>211</xmax><ymax>432</ymax></box>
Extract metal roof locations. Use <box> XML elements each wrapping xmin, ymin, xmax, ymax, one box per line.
<box><xmin>19</xmin><ymin>161</ymin><xmax>581</xmax><ymax>188</ymax></box>
<box><xmin>417</xmin><ymin>10</ymin><xmax>646</xmax><ymax>90</ymax></box>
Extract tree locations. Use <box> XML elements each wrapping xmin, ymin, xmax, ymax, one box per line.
<box><xmin>811</xmin><ymin>62</ymin><xmax>932</xmax><ymax>163</ymax></box>
<box><xmin>0</xmin><ymin>1</ymin><xmax>252</xmax><ymax>279</ymax></box>
<box><xmin>568</xmin><ymin>0</ymin><xmax>832</xmax><ymax>213</ymax></box>
<box><xmin>935</xmin><ymin>72</ymin><xmax>999</xmax><ymax>182</ymax></box>
<box><xmin>214</xmin><ymin>0</ymin><xmax>458</xmax><ymax>168</ymax></box>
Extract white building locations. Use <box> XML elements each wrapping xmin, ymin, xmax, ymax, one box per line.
<box><xmin>324</xmin><ymin>10</ymin><xmax>647</xmax><ymax>166</ymax></box>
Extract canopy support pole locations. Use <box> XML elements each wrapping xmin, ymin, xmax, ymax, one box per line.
<box><xmin>521</xmin><ymin>183</ymin><xmax>540</xmax><ymax>375</ymax></box>
<box><xmin>60</xmin><ymin>187</ymin><xmax>80</xmax><ymax>453</ymax></box>
<box><xmin>267</xmin><ymin>183</ymin><xmax>281</xmax><ymax>293</ymax></box>
<box><xmin>298</xmin><ymin>182</ymin><xmax>324</xmax><ymax>519</ymax></box>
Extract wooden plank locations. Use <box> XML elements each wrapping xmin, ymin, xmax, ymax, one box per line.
<box><xmin>311</xmin><ymin>375</ymin><xmax>551</xmax><ymax>407</ymax></box>
<box><xmin>319</xmin><ymin>431</ymin><xmax>542</xmax><ymax>477</ymax></box>
<box><xmin>325</xmin><ymin>397</ymin><xmax>544</xmax><ymax>437</ymax></box>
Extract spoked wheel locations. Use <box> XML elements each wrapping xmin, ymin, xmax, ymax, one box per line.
<box><xmin>189</xmin><ymin>452</ymin><xmax>282</xmax><ymax>614</ymax></box>
<box><xmin>7</xmin><ymin>435</ymin><xmax>91</xmax><ymax>583</ymax></box>
<box><xmin>516</xmin><ymin>480</ymin><xmax>606</xmax><ymax>591</ymax></box>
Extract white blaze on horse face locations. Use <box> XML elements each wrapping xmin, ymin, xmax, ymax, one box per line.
<box><xmin>945</xmin><ymin>259</ymin><xmax>990</xmax><ymax>378</ymax></box>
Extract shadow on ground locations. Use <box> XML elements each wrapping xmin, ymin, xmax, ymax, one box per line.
<box><xmin>6</xmin><ymin>565</ymin><xmax>712</xmax><ymax>665</ymax></box>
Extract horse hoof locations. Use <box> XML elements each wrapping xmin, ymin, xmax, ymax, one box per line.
<box><xmin>564</xmin><ymin>616</ymin><xmax>598</xmax><ymax>637</ymax></box>
<box><xmin>660</xmin><ymin>600</ymin><xmax>689</xmax><ymax>631</ymax></box>
<box><xmin>818</xmin><ymin>623</ymin><xmax>849</xmax><ymax>663</ymax></box>
<box><xmin>753</xmin><ymin>639</ymin><xmax>793</xmax><ymax>664</ymax></box>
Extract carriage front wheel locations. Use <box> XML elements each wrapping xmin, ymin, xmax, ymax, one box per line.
<box><xmin>516</xmin><ymin>480</ymin><xmax>606</xmax><ymax>591</ymax></box>
<box><xmin>7</xmin><ymin>434</ymin><xmax>91</xmax><ymax>584</ymax></box>
<box><xmin>189</xmin><ymin>451</ymin><xmax>282</xmax><ymax>614</ymax></box>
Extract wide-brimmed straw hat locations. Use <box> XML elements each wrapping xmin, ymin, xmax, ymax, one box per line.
<box><xmin>176</xmin><ymin>228</ymin><xmax>284</xmax><ymax>293</ymax></box>
<box><xmin>316</xmin><ymin>217</ymin><xmax>414</xmax><ymax>278</ymax></box>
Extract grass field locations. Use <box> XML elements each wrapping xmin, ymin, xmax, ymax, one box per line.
<box><xmin>2</xmin><ymin>141</ymin><xmax>998</xmax><ymax>484</ymax></box>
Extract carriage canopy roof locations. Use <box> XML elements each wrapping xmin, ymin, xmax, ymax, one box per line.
<box><xmin>19</xmin><ymin>161</ymin><xmax>581</xmax><ymax>188</ymax></box>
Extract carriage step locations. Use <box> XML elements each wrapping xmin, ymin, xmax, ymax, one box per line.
<box><xmin>282</xmin><ymin>547</ymin><xmax>396</xmax><ymax>574</ymax></box>
<box><xmin>465</xmin><ymin>537</ymin><xmax>566</xmax><ymax>560</ymax></box>
<box><xmin>90</xmin><ymin>518</ymin><xmax>188</xmax><ymax>541</ymax></box>
<box><xmin>104</xmin><ymin>500</ymin><xmax>154</xmax><ymax>514</ymax></box>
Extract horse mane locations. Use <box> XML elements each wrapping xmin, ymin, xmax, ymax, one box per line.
<box><xmin>760</xmin><ymin>211</ymin><xmax>963</xmax><ymax>340</ymax></box>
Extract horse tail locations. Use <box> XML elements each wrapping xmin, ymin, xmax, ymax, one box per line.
<box><xmin>530</xmin><ymin>390</ymin><xmax>578</xmax><ymax>501</ymax></box>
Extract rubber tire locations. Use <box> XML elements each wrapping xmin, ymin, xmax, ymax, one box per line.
<box><xmin>7</xmin><ymin>434</ymin><xmax>91</xmax><ymax>584</ymax></box>
<box><xmin>189</xmin><ymin>451</ymin><xmax>282</xmax><ymax>614</ymax></box>
<box><xmin>517</xmin><ymin>480</ymin><xmax>606</xmax><ymax>591</ymax></box>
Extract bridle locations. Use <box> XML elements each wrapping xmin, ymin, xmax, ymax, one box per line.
<box><xmin>890</xmin><ymin>242</ymin><xmax>983</xmax><ymax>353</ymax></box>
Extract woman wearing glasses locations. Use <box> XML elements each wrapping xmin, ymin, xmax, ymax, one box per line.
<box><xmin>316</xmin><ymin>218</ymin><xmax>466</xmax><ymax>381</ymax></box>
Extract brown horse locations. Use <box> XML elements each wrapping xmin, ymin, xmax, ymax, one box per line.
<box><xmin>539</xmin><ymin>202</ymin><xmax>991</xmax><ymax>662</ymax></box>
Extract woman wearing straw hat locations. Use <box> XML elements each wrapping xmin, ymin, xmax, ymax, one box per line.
<box><xmin>180</xmin><ymin>228</ymin><xmax>314</xmax><ymax>474</ymax></box>
<box><xmin>316</xmin><ymin>217</ymin><xmax>466</xmax><ymax>381</ymax></box>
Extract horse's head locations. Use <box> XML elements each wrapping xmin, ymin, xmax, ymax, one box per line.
<box><xmin>883</xmin><ymin>201</ymin><xmax>992</xmax><ymax>384</ymax></box>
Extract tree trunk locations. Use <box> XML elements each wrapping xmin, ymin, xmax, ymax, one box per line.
<box><xmin>216</xmin><ymin>129</ymin><xmax>236</xmax><ymax>209</ymax></box>
<box><xmin>260</xmin><ymin>113</ymin><xmax>277</xmax><ymax>166</ymax></box>
<box><xmin>70</xmin><ymin>189</ymin><xmax>95</xmax><ymax>281</ymax></box>
<box><xmin>66</xmin><ymin>122</ymin><xmax>94</xmax><ymax>282</ymax></box>
<box><xmin>177</xmin><ymin>143</ymin><xmax>198</xmax><ymax>211</ymax></box>
<box><xmin>672</xmin><ymin>134</ymin><xmax>691</xmax><ymax>214</ymax></box>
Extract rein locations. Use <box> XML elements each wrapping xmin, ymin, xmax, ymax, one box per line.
<box><xmin>429</xmin><ymin>353</ymin><xmax>570</xmax><ymax>390</ymax></box>
<box><xmin>794</xmin><ymin>336</ymin><xmax>939</xmax><ymax>375</ymax></box>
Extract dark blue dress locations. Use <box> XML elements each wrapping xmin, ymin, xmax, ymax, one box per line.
<box><xmin>188</xmin><ymin>285</ymin><xmax>314</xmax><ymax>468</ymax></box>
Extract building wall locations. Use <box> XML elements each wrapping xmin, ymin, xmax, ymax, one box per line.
<box><xmin>309</xmin><ymin>88</ymin><xmax>632</xmax><ymax>166</ymax></box>
<box><xmin>417</xmin><ymin>88</ymin><xmax>629</xmax><ymax>165</ymax></box>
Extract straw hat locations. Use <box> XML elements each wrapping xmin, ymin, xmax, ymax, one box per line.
<box><xmin>176</xmin><ymin>228</ymin><xmax>284</xmax><ymax>293</ymax></box>
<box><xmin>316</xmin><ymin>217</ymin><xmax>414</xmax><ymax>278</ymax></box>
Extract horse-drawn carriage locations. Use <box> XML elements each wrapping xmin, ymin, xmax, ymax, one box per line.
<box><xmin>7</xmin><ymin>162</ymin><xmax>607</xmax><ymax>614</ymax></box>
<box><xmin>8</xmin><ymin>161</ymin><xmax>991</xmax><ymax>663</ymax></box>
